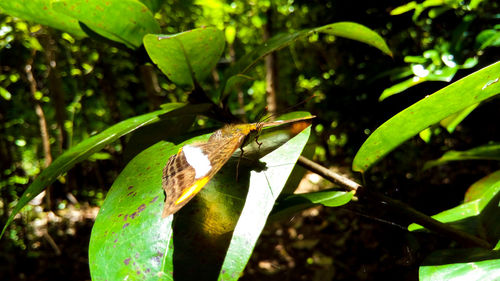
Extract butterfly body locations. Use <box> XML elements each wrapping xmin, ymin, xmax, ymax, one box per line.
<box><xmin>162</xmin><ymin>117</ymin><xmax>313</xmax><ymax>218</ymax></box>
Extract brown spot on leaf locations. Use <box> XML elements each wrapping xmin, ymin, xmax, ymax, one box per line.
<box><xmin>123</xmin><ymin>223</ymin><xmax>130</xmax><ymax>229</ymax></box>
<box><xmin>138</xmin><ymin>204</ymin><xmax>146</xmax><ymax>212</ymax></box>
<box><xmin>124</xmin><ymin>258</ymin><xmax>131</xmax><ymax>265</ymax></box>
<box><xmin>130</xmin><ymin>212</ymin><xmax>138</xmax><ymax>219</ymax></box>
<box><xmin>150</xmin><ymin>196</ymin><xmax>159</xmax><ymax>203</ymax></box>
<box><xmin>128</xmin><ymin>186</ymin><xmax>134</xmax><ymax>190</ymax></box>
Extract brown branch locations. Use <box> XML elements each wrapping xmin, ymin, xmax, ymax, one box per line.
<box><xmin>264</xmin><ymin>7</ymin><xmax>278</xmax><ymax>116</ymax></box>
<box><xmin>297</xmin><ymin>156</ymin><xmax>492</xmax><ymax>249</ymax></box>
<box><xmin>25</xmin><ymin>54</ymin><xmax>52</xmax><ymax>168</ymax></box>
<box><xmin>26</xmin><ymin>51</ymin><xmax>53</xmax><ymax>211</ymax></box>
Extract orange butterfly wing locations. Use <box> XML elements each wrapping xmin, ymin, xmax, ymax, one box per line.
<box><xmin>161</xmin><ymin>116</ymin><xmax>315</xmax><ymax>217</ymax></box>
<box><xmin>161</xmin><ymin>124</ymin><xmax>256</xmax><ymax>217</ymax></box>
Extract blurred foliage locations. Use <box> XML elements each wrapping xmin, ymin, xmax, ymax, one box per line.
<box><xmin>0</xmin><ymin>0</ymin><xmax>500</xmax><ymax>280</ymax></box>
<box><xmin>381</xmin><ymin>0</ymin><xmax>499</xmax><ymax>101</ymax></box>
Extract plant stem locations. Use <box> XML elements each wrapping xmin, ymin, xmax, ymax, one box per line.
<box><xmin>297</xmin><ymin>156</ymin><xmax>492</xmax><ymax>249</ymax></box>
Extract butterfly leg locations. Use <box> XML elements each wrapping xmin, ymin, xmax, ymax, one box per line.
<box><xmin>235</xmin><ymin>147</ymin><xmax>245</xmax><ymax>181</ymax></box>
<box><xmin>254</xmin><ymin>135</ymin><xmax>263</xmax><ymax>147</ymax></box>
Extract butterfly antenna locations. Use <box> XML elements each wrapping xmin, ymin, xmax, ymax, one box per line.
<box><xmin>259</xmin><ymin>94</ymin><xmax>316</xmax><ymax>123</ymax></box>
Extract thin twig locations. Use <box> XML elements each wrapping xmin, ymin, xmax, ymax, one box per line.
<box><xmin>297</xmin><ymin>156</ymin><xmax>491</xmax><ymax>249</ymax></box>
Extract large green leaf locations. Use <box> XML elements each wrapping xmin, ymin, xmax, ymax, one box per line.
<box><xmin>0</xmin><ymin>103</ymin><xmax>202</xmax><ymax>238</ymax></box>
<box><xmin>419</xmin><ymin>248</ymin><xmax>500</xmax><ymax>281</ymax></box>
<box><xmin>0</xmin><ymin>0</ymin><xmax>86</xmax><ymax>37</ymax></box>
<box><xmin>219</xmin><ymin>22</ymin><xmax>392</xmax><ymax>98</ymax></box>
<box><xmin>409</xmin><ymin>171</ymin><xmax>500</xmax><ymax>243</ymax></box>
<box><xmin>424</xmin><ymin>142</ymin><xmax>500</xmax><ymax>170</ymax></box>
<box><xmin>89</xmin><ymin>138</ymin><xmax>178</xmax><ymax>280</ymax></box>
<box><xmin>88</xmin><ymin>112</ymin><xmax>312</xmax><ymax>280</ymax></box>
<box><xmin>353</xmin><ymin>61</ymin><xmax>500</xmax><ymax>172</ymax></box>
<box><xmin>52</xmin><ymin>0</ymin><xmax>160</xmax><ymax>49</ymax></box>
<box><xmin>143</xmin><ymin>27</ymin><xmax>225</xmax><ymax>87</ymax></box>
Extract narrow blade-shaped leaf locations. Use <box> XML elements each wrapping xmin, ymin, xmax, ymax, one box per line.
<box><xmin>420</xmin><ymin>248</ymin><xmax>500</xmax><ymax>281</ymax></box>
<box><xmin>439</xmin><ymin>103</ymin><xmax>479</xmax><ymax>133</ymax></box>
<box><xmin>465</xmin><ymin>170</ymin><xmax>500</xmax><ymax>202</ymax></box>
<box><xmin>218</xmin><ymin>113</ymin><xmax>312</xmax><ymax>280</ymax></box>
<box><xmin>0</xmin><ymin>103</ymin><xmax>195</xmax><ymax>238</ymax></box>
<box><xmin>269</xmin><ymin>190</ymin><xmax>355</xmax><ymax>221</ymax></box>
<box><xmin>424</xmin><ymin>142</ymin><xmax>500</xmax><ymax>170</ymax></box>
<box><xmin>220</xmin><ymin>22</ymin><xmax>392</xmax><ymax>97</ymax></box>
<box><xmin>353</xmin><ymin>61</ymin><xmax>500</xmax><ymax>172</ymax></box>
<box><xmin>409</xmin><ymin>171</ymin><xmax>500</xmax><ymax>240</ymax></box>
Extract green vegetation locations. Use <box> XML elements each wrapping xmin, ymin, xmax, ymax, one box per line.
<box><xmin>1</xmin><ymin>0</ymin><xmax>499</xmax><ymax>280</ymax></box>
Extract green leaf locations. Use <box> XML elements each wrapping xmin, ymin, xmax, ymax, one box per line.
<box><xmin>419</xmin><ymin>248</ymin><xmax>500</xmax><ymax>281</ymax></box>
<box><xmin>353</xmin><ymin>61</ymin><xmax>500</xmax><ymax>173</ymax></box>
<box><xmin>409</xmin><ymin>171</ymin><xmax>500</xmax><ymax>240</ymax></box>
<box><xmin>424</xmin><ymin>142</ymin><xmax>500</xmax><ymax>170</ymax></box>
<box><xmin>379</xmin><ymin>76</ymin><xmax>425</xmax><ymax>101</ymax></box>
<box><xmin>0</xmin><ymin>86</ymin><xmax>12</xmax><ymax>100</ymax></box>
<box><xmin>439</xmin><ymin>103</ymin><xmax>479</xmax><ymax>133</ymax></box>
<box><xmin>390</xmin><ymin>1</ymin><xmax>417</xmax><ymax>15</ymax></box>
<box><xmin>88</xmin><ymin>112</ymin><xmax>312</xmax><ymax>280</ymax></box>
<box><xmin>52</xmin><ymin>0</ymin><xmax>160</xmax><ymax>49</ymax></box>
<box><xmin>218</xmin><ymin>112</ymin><xmax>312</xmax><ymax>280</ymax></box>
<box><xmin>476</xmin><ymin>29</ymin><xmax>500</xmax><ymax>50</ymax></box>
<box><xmin>269</xmin><ymin>190</ymin><xmax>355</xmax><ymax>221</ymax></box>
<box><xmin>465</xmin><ymin>170</ymin><xmax>500</xmax><ymax>202</ymax></box>
<box><xmin>316</xmin><ymin>22</ymin><xmax>393</xmax><ymax>57</ymax></box>
<box><xmin>144</xmin><ymin>27</ymin><xmax>225</xmax><ymax>87</ymax></box>
<box><xmin>0</xmin><ymin>0</ymin><xmax>86</xmax><ymax>37</ymax></box>
<box><xmin>89</xmin><ymin>139</ymin><xmax>177</xmax><ymax>280</ymax></box>
<box><xmin>282</xmin><ymin>189</ymin><xmax>354</xmax><ymax>208</ymax></box>
<box><xmin>137</xmin><ymin>0</ymin><xmax>163</xmax><ymax>13</ymax></box>
<box><xmin>0</xmin><ymin>103</ymin><xmax>193</xmax><ymax>238</ymax></box>
<box><xmin>220</xmin><ymin>22</ymin><xmax>392</xmax><ymax>98</ymax></box>
<box><xmin>408</xmin><ymin>199</ymin><xmax>483</xmax><ymax>233</ymax></box>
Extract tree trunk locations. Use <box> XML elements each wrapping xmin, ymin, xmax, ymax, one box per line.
<box><xmin>139</xmin><ymin>64</ymin><xmax>163</xmax><ymax>110</ymax></box>
<box><xmin>263</xmin><ymin>8</ymin><xmax>279</xmax><ymax>117</ymax></box>
<box><xmin>39</xmin><ymin>33</ymin><xmax>68</xmax><ymax>153</ymax></box>
<box><xmin>25</xmin><ymin>51</ymin><xmax>53</xmax><ymax>210</ymax></box>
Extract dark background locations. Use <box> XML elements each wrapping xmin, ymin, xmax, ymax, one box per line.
<box><xmin>0</xmin><ymin>0</ymin><xmax>499</xmax><ymax>280</ymax></box>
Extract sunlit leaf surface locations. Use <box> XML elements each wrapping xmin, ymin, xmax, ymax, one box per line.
<box><xmin>353</xmin><ymin>61</ymin><xmax>500</xmax><ymax>172</ymax></box>
<box><xmin>89</xmin><ymin>112</ymin><xmax>312</xmax><ymax>280</ymax></box>
<box><xmin>144</xmin><ymin>27</ymin><xmax>225</xmax><ymax>87</ymax></box>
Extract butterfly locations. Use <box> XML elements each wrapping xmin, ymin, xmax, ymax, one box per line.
<box><xmin>161</xmin><ymin>115</ymin><xmax>315</xmax><ymax>218</ymax></box>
